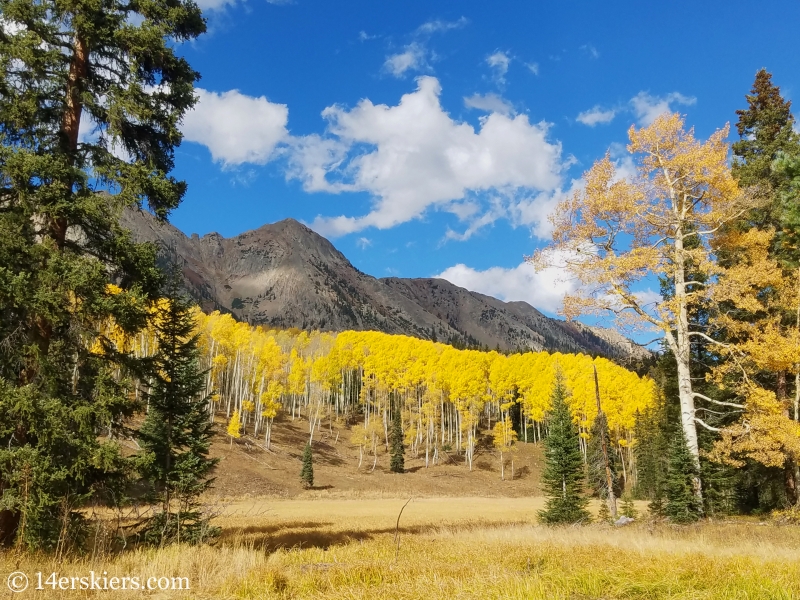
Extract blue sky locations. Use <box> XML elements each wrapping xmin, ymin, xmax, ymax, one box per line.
<box><xmin>168</xmin><ymin>0</ymin><xmax>800</xmax><ymax>321</ymax></box>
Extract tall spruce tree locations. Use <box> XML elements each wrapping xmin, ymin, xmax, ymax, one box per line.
<box><xmin>720</xmin><ymin>69</ymin><xmax>800</xmax><ymax>506</ymax></box>
<box><xmin>634</xmin><ymin>397</ymin><xmax>671</xmax><ymax>516</ymax></box>
<box><xmin>0</xmin><ymin>0</ymin><xmax>204</xmax><ymax>548</ymax></box>
<box><xmin>137</xmin><ymin>276</ymin><xmax>218</xmax><ymax>546</ymax></box>
<box><xmin>538</xmin><ymin>371</ymin><xmax>590</xmax><ymax>524</ymax></box>
<box><xmin>586</xmin><ymin>409</ymin><xmax>619</xmax><ymax>508</ymax></box>
<box><xmin>733</xmin><ymin>70</ymin><xmax>800</xmax><ymax>203</ymax></box>
<box><xmin>389</xmin><ymin>401</ymin><xmax>405</xmax><ymax>474</ymax></box>
<box><xmin>300</xmin><ymin>443</ymin><xmax>314</xmax><ymax>489</ymax></box>
<box><xmin>665</xmin><ymin>428</ymin><xmax>704</xmax><ymax>523</ymax></box>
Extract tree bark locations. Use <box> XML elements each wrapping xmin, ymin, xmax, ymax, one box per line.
<box><xmin>666</xmin><ymin>220</ymin><xmax>704</xmax><ymax>506</ymax></box>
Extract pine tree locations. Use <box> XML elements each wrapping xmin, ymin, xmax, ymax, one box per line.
<box><xmin>665</xmin><ymin>429</ymin><xmax>704</xmax><ymax>523</ymax></box>
<box><xmin>634</xmin><ymin>393</ymin><xmax>672</xmax><ymax>516</ymax></box>
<box><xmin>137</xmin><ymin>277</ymin><xmax>219</xmax><ymax>545</ymax></box>
<box><xmin>538</xmin><ymin>372</ymin><xmax>591</xmax><ymax>525</ymax></box>
<box><xmin>390</xmin><ymin>402</ymin><xmax>405</xmax><ymax>474</ymax></box>
<box><xmin>301</xmin><ymin>443</ymin><xmax>314</xmax><ymax>489</ymax></box>
<box><xmin>733</xmin><ymin>69</ymin><xmax>800</xmax><ymax>198</ymax></box>
<box><xmin>0</xmin><ymin>0</ymin><xmax>204</xmax><ymax>549</ymax></box>
<box><xmin>620</xmin><ymin>491</ymin><xmax>638</xmax><ymax>519</ymax></box>
<box><xmin>586</xmin><ymin>409</ymin><xmax>619</xmax><ymax>505</ymax></box>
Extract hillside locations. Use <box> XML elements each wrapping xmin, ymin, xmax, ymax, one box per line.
<box><xmin>121</xmin><ymin>208</ymin><xmax>650</xmax><ymax>360</ymax></box>
<box><xmin>205</xmin><ymin>415</ymin><xmax>545</xmax><ymax>499</ymax></box>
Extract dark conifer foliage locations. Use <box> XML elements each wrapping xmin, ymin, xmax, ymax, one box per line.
<box><xmin>301</xmin><ymin>443</ymin><xmax>314</xmax><ymax>489</ymax></box>
<box><xmin>732</xmin><ymin>69</ymin><xmax>800</xmax><ymax>262</ymax></box>
<box><xmin>390</xmin><ymin>401</ymin><xmax>405</xmax><ymax>474</ymax></box>
<box><xmin>0</xmin><ymin>0</ymin><xmax>204</xmax><ymax>549</ymax></box>
<box><xmin>665</xmin><ymin>429</ymin><xmax>704</xmax><ymax>523</ymax></box>
<box><xmin>538</xmin><ymin>372</ymin><xmax>590</xmax><ymax>524</ymax></box>
<box><xmin>587</xmin><ymin>410</ymin><xmax>620</xmax><ymax>501</ymax></box>
<box><xmin>733</xmin><ymin>70</ymin><xmax>800</xmax><ymax>193</ymax></box>
<box><xmin>137</xmin><ymin>275</ymin><xmax>218</xmax><ymax>545</ymax></box>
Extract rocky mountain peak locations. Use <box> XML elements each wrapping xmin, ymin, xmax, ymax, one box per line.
<box><xmin>120</xmin><ymin>207</ymin><xmax>650</xmax><ymax>362</ymax></box>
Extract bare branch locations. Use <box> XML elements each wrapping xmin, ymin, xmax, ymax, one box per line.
<box><xmin>694</xmin><ymin>417</ymin><xmax>722</xmax><ymax>432</ymax></box>
<box><xmin>692</xmin><ymin>393</ymin><xmax>744</xmax><ymax>409</ymax></box>
<box><xmin>686</xmin><ymin>331</ymin><xmax>730</xmax><ymax>346</ymax></box>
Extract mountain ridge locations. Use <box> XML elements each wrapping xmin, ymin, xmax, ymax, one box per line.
<box><xmin>120</xmin><ymin>208</ymin><xmax>650</xmax><ymax>361</ymax></box>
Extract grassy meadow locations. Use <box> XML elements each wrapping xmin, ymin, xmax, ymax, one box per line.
<box><xmin>3</xmin><ymin>497</ymin><xmax>800</xmax><ymax>599</ymax></box>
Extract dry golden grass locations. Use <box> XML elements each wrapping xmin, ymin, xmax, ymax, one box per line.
<box><xmin>3</xmin><ymin>497</ymin><xmax>800</xmax><ymax>599</ymax></box>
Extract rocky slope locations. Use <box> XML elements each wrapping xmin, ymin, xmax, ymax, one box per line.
<box><xmin>121</xmin><ymin>208</ymin><xmax>650</xmax><ymax>361</ymax></box>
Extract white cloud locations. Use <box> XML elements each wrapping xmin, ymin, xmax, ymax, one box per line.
<box><xmin>356</xmin><ymin>237</ymin><xmax>372</xmax><ymax>249</ymax></box>
<box><xmin>526</xmin><ymin>62</ymin><xmax>539</xmax><ymax>75</ymax></box>
<box><xmin>290</xmin><ymin>76</ymin><xmax>566</xmax><ymax>237</ymax></box>
<box><xmin>359</xmin><ymin>30</ymin><xmax>378</xmax><ymax>41</ymax></box>
<box><xmin>633</xmin><ymin>288</ymin><xmax>662</xmax><ymax>308</ymax></box>
<box><xmin>463</xmin><ymin>93</ymin><xmax>514</xmax><ymax>115</ymax></box>
<box><xmin>0</xmin><ymin>17</ymin><xmax>25</xmax><ymax>35</ymax></box>
<box><xmin>630</xmin><ymin>91</ymin><xmax>696</xmax><ymax>126</ymax></box>
<box><xmin>195</xmin><ymin>0</ymin><xmax>289</xmax><ymax>11</ymax></box>
<box><xmin>435</xmin><ymin>259</ymin><xmax>579</xmax><ymax>314</ymax></box>
<box><xmin>486</xmin><ymin>51</ymin><xmax>511</xmax><ymax>83</ymax></box>
<box><xmin>194</xmin><ymin>0</ymin><xmax>233</xmax><ymax>9</ymax></box>
<box><xmin>384</xmin><ymin>42</ymin><xmax>428</xmax><ymax>77</ymax></box>
<box><xmin>580</xmin><ymin>44</ymin><xmax>599</xmax><ymax>59</ymax></box>
<box><xmin>576</xmin><ymin>105</ymin><xmax>616</xmax><ymax>127</ymax></box>
<box><xmin>415</xmin><ymin>17</ymin><xmax>468</xmax><ymax>35</ymax></box>
<box><xmin>181</xmin><ymin>88</ymin><xmax>288</xmax><ymax>166</ymax></box>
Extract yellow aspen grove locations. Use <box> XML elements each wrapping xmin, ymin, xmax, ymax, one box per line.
<box><xmin>531</xmin><ymin>113</ymin><xmax>757</xmax><ymax>502</ymax></box>
<box><xmin>114</xmin><ymin>306</ymin><xmax>653</xmax><ymax>476</ymax></box>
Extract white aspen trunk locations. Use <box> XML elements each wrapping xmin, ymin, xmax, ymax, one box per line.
<box><xmin>668</xmin><ymin>202</ymin><xmax>703</xmax><ymax>504</ymax></box>
<box><xmin>500</xmin><ymin>450</ymin><xmax>504</xmax><ymax>481</ymax></box>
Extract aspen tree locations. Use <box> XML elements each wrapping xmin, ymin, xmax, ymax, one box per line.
<box><xmin>531</xmin><ymin>114</ymin><xmax>756</xmax><ymax>503</ymax></box>
<box><xmin>227</xmin><ymin>412</ymin><xmax>241</xmax><ymax>447</ymax></box>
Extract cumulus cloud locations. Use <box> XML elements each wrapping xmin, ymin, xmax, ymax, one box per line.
<box><xmin>181</xmin><ymin>88</ymin><xmax>288</xmax><ymax>166</ymax></box>
<box><xmin>630</xmin><ymin>91</ymin><xmax>696</xmax><ymax>126</ymax></box>
<box><xmin>384</xmin><ymin>42</ymin><xmax>428</xmax><ymax>77</ymax></box>
<box><xmin>486</xmin><ymin>51</ymin><xmax>511</xmax><ymax>83</ymax></box>
<box><xmin>576</xmin><ymin>91</ymin><xmax>695</xmax><ymax>129</ymax></box>
<box><xmin>435</xmin><ymin>259</ymin><xmax>579</xmax><ymax>314</ymax></box>
<box><xmin>576</xmin><ymin>105</ymin><xmax>616</xmax><ymax>127</ymax></box>
<box><xmin>289</xmin><ymin>76</ymin><xmax>566</xmax><ymax>237</ymax></box>
<box><xmin>463</xmin><ymin>92</ymin><xmax>514</xmax><ymax>115</ymax></box>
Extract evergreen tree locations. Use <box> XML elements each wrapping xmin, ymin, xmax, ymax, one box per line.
<box><xmin>136</xmin><ymin>277</ymin><xmax>218</xmax><ymax>545</ymax></box>
<box><xmin>634</xmin><ymin>379</ymin><xmax>674</xmax><ymax>516</ymax></box>
<box><xmin>538</xmin><ymin>372</ymin><xmax>590</xmax><ymax>524</ymax></box>
<box><xmin>301</xmin><ymin>443</ymin><xmax>314</xmax><ymax>489</ymax></box>
<box><xmin>665</xmin><ymin>429</ymin><xmax>704</xmax><ymax>523</ymax></box>
<box><xmin>620</xmin><ymin>490</ymin><xmax>638</xmax><ymax>519</ymax></box>
<box><xmin>0</xmin><ymin>0</ymin><xmax>204</xmax><ymax>549</ymax></box>
<box><xmin>390</xmin><ymin>402</ymin><xmax>405</xmax><ymax>474</ymax></box>
<box><xmin>586</xmin><ymin>409</ymin><xmax>620</xmax><ymax>502</ymax></box>
<box><xmin>733</xmin><ymin>70</ymin><xmax>800</xmax><ymax>199</ymax></box>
